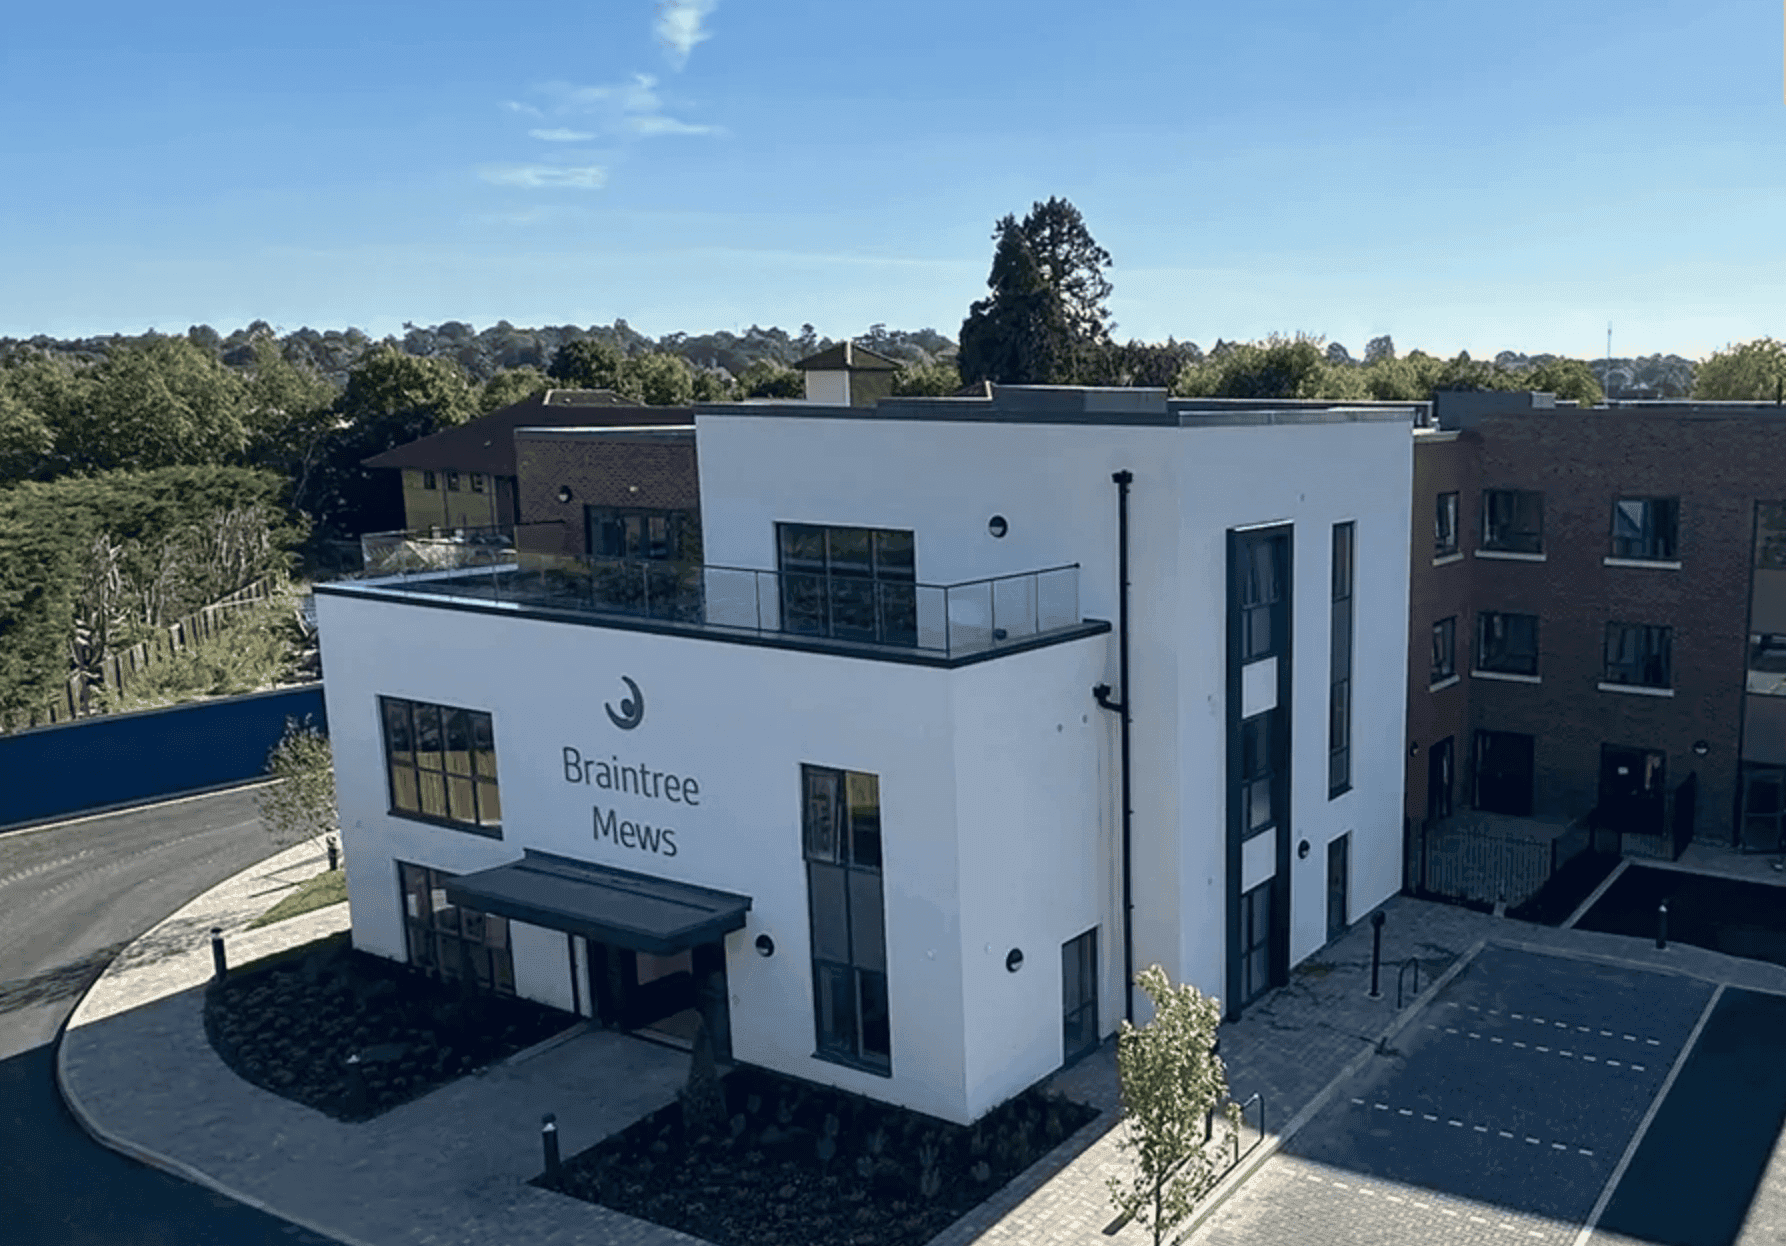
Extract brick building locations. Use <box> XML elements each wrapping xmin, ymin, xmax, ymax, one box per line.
<box><xmin>1405</xmin><ymin>390</ymin><xmax>1786</xmax><ymax>859</ymax></box>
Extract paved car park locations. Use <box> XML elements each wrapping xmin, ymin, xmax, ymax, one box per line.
<box><xmin>1193</xmin><ymin>945</ymin><xmax>1720</xmax><ymax>1245</ymax></box>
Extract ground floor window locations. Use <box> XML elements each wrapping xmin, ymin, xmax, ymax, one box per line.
<box><xmin>1240</xmin><ymin>881</ymin><xmax>1272</xmax><ymax>1006</ymax></box>
<box><xmin>803</xmin><ymin>764</ymin><xmax>890</xmax><ymax>1074</ymax></box>
<box><xmin>398</xmin><ymin>861</ymin><xmax>515</xmax><ymax>995</ymax></box>
<box><xmin>1742</xmin><ymin>766</ymin><xmax>1786</xmax><ymax>851</ymax></box>
<box><xmin>1062</xmin><ymin>928</ymin><xmax>1098</xmax><ymax>1062</ymax></box>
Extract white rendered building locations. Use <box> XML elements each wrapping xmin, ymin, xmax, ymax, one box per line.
<box><xmin>315</xmin><ymin>386</ymin><xmax>1415</xmax><ymax>1125</ymax></box>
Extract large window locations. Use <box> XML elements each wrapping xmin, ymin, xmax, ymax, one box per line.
<box><xmin>1238</xmin><ymin>534</ymin><xmax>1285</xmax><ymax>662</ymax></box>
<box><xmin>380</xmin><ymin>697</ymin><xmax>501</xmax><ymax>835</ymax></box>
<box><xmin>1434</xmin><ymin>492</ymin><xmax>1459</xmax><ymax>558</ymax></box>
<box><xmin>1611</xmin><ymin>498</ymin><xmax>1678</xmax><ymax>561</ymax></box>
<box><xmin>588</xmin><ymin>507</ymin><xmax>684</xmax><ymax>561</ymax></box>
<box><xmin>803</xmin><ymin>765</ymin><xmax>889</xmax><ymax>1074</ymax></box>
<box><xmin>1061</xmin><ymin>929</ymin><xmax>1099</xmax><ymax>1063</ymax></box>
<box><xmin>1432</xmin><ymin>617</ymin><xmax>1457</xmax><ymax>684</ymax></box>
<box><xmin>1329</xmin><ymin>522</ymin><xmax>1354</xmax><ymax>797</ymax></box>
<box><xmin>1604</xmin><ymin>623</ymin><xmax>1672</xmax><ymax>688</ymax></box>
<box><xmin>1476</xmin><ymin>612</ymin><xmax>1539</xmax><ymax>677</ymax></box>
<box><xmin>778</xmin><ymin>524</ymin><xmax>917</xmax><ymax>646</ymax></box>
<box><xmin>398</xmin><ymin>862</ymin><xmax>515</xmax><ymax>994</ymax></box>
<box><xmin>1482</xmin><ymin>489</ymin><xmax>1543</xmax><ymax>554</ymax></box>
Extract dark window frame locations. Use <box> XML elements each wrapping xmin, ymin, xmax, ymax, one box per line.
<box><xmin>421</xmin><ymin>470</ymin><xmax>437</xmax><ymax>491</ymax></box>
<box><xmin>777</xmin><ymin>524</ymin><xmax>918</xmax><ymax>648</ymax></box>
<box><xmin>1476</xmin><ymin>611</ymin><xmax>1540</xmax><ymax>676</ymax></box>
<box><xmin>1238</xmin><ymin>535</ymin><xmax>1285</xmax><ymax>662</ymax></box>
<box><xmin>1434</xmin><ymin>492</ymin><xmax>1459</xmax><ymax>558</ymax></box>
<box><xmin>379</xmin><ymin>696</ymin><xmax>502</xmax><ymax>837</ymax></box>
<box><xmin>397</xmin><ymin>861</ymin><xmax>516</xmax><ymax>995</ymax></box>
<box><xmin>445</xmin><ymin>471</ymin><xmax>461</xmax><ymax>492</ymax></box>
<box><xmin>587</xmin><ymin>506</ymin><xmax>686</xmax><ymax>562</ymax></box>
<box><xmin>803</xmin><ymin>764</ymin><xmax>890</xmax><ymax>1076</ymax></box>
<box><xmin>470</xmin><ymin>472</ymin><xmax>485</xmax><ymax>494</ymax></box>
<box><xmin>1329</xmin><ymin>522</ymin><xmax>1354</xmax><ymax>798</ymax></box>
<box><xmin>1432</xmin><ymin>616</ymin><xmax>1457</xmax><ymax>683</ymax></box>
<box><xmin>1603</xmin><ymin>622</ymin><xmax>1673</xmax><ymax>688</ymax></box>
<box><xmin>1611</xmin><ymin>497</ymin><xmax>1678</xmax><ymax>561</ymax></box>
<box><xmin>1061</xmin><ymin>928</ymin><xmax>1099</xmax><ymax>1063</ymax></box>
<box><xmin>1482</xmin><ymin>489</ymin><xmax>1544</xmax><ymax>554</ymax></box>
<box><xmin>1240</xmin><ymin>710</ymin><xmax>1275</xmax><ymax>837</ymax></box>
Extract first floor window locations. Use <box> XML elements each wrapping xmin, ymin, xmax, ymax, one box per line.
<box><xmin>398</xmin><ymin>862</ymin><xmax>515</xmax><ymax>994</ymax></box>
<box><xmin>1604</xmin><ymin>623</ymin><xmax>1672</xmax><ymax>688</ymax></box>
<box><xmin>470</xmin><ymin>472</ymin><xmax>485</xmax><ymax>493</ymax></box>
<box><xmin>1477</xmin><ymin>611</ymin><xmax>1539</xmax><ymax>676</ymax></box>
<box><xmin>1612</xmin><ymin>498</ymin><xmax>1677</xmax><ymax>561</ymax></box>
<box><xmin>1434</xmin><ymin>492</ymin><xmax>1459</xmax><ymax>557</ymax></box>
<box><xmin>422</xmin><ymin>470</ymin><xmax>437</xmax><ymax>491</ymax></box>
<box><xmin>446</xmin><ymin>471</ymin><xmax>461</xmax><ymax>491</ymax></box>
<box><xmin>804</xmin><ymin>764</ymin><xmax>889</xmax><ymax>1073</ymax></box>
<box><xmin>1240</xmin><ymin>711</ymin><xmax>1274</xmax><ymax>836</ymax></box>
<box><xmin>380</xmin><ymin>696</ymin><xmax>502</xmax><ymax>834</ymax></box>
<box><xmin>1432</xmin><ymin>616</ymin><xmax>1457</xmax><ymax>683</ymax></box>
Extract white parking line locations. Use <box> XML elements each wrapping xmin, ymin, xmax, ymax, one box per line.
<box><xmin>1347</xmin><ymin>1098</ymin><xmax>1595</xmax><ymax>1156</ymax></box>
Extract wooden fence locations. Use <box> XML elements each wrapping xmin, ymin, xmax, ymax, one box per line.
<box><xmin>2</xmin><ymin>575</ymin><xmax>288</xmax><ymax>734</ymax></box>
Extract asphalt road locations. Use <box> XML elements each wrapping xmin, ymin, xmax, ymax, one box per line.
<box><xmin>0</xmin><ymin>786</ymin><xmax>342</xmax><ymax>1246</ymax></box>
<box><xmin>1193</xmin><ymin>946</ymin><xmax>1720</xmax><ymax>1246</ymax></box>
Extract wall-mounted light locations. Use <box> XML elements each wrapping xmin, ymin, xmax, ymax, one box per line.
<box><xmin>1298</xmin><ymin>839</ymin><xmax>1311</xmax><ymax>860</ymax></box>
<box><xmin>557</xmin><ymin>485</ymin><xmax>574</xmax><ymax>504</ymax></box>
<box><xmin>1005</xmin><ymin>948</ymin><xmax>1024</xmax><ymax>973</ymax></box>
<box><xmin>1409</xmin><ymin>741</ymin><xmax>1420</xmax><ymax>757</ymax></box>
<box><xmin>988</xmin><ymin>515</ymin><xmax>1008</xmax><ymax>539</ymax></box>
<box><xmin>755</xmin><ymin>934</ymin><xmax>775</xmax><ymax>957</ymax></box>
<box><xmin>1693</xmin><ymin>740</ymin><xmax>1710</xmax><ymax>756</ymax></box>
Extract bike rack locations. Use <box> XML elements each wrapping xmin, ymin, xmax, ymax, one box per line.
<box><xmin>1396</xmin><ymin>957</ymin><xmax>1421</xmax><ymax>1009</ymax></box>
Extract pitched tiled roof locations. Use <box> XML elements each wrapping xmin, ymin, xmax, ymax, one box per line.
<box><xmin>793</xmin><ymin>342</ymin><xmax>902</xmax><ymax>372</ymax></box>
<box><xmin>360</xmin><ymin>390</ymin><xmax>693</xmax><ymax>475</ymax></box>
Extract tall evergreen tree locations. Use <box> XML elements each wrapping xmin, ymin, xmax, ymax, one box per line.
<box><xmin>958</xmin><ymin>199</ymin><xmax>1114</xmax><ymax>386</ymax></box>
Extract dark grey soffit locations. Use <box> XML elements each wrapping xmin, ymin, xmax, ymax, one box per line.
<box><xmin>443</xmin><ymin>849</ymin><xmax>751</xmax><ymax>956</ymax></box>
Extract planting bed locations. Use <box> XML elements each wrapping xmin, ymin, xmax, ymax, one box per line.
<box><xmin>204</xmin><ymin>933</ymin><xmax>577</xmax><ymax>1122</ymax></box>
<box><xmin>535</xmin><ymin>1063</ymin><xmax>1099</xmax><ymax>1246</ymax></box>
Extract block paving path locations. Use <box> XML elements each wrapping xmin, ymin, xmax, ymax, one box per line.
<box><xmin>57</xmin><ymin>836</ymin><xmax>1786</xmax><ymax>1246</ymax></box>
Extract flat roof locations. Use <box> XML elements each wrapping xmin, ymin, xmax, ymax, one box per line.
<box><xmin>695</xmin><ymin>385</ymin><xmax>1420</xmax><ymax>428</ymax></box>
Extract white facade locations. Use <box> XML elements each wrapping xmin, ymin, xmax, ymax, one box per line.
<box><xmin>316</xmin><ymin>387</ymin><xmax>1414</xmax><ymax>1125</ymax></box>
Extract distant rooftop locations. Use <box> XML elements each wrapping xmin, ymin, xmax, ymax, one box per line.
<box><xmin>361</xmin><ymin>390</ymin><xmax>693</xmax><ymax>475</ymax></box>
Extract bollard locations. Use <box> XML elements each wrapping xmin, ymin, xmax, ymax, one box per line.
<box><xmin>327</xmin><ymin>836</ymin><xmax>339</xmax><ymax>872</ymax></box>
<box><xmin>345</xmin><ymin>1052</ymin><xmax>365</xmax><ymax>1116</ymax></box>
<box><xmin>542</xmin><ymin>1112</ymin><xmax>561</xmax><ymax>1178</ymax></box>
<box><xmin>1368</xmin><ymin>910</ymin><xmax>1386</xmax><ymax>999</ymax></box>
<box><xmin>1657</xmin><ymin>901</ymin><xmax>1668</xmax><ymax>950</ymax></box>
<box><xmin>210</xmin><ymin>927</ymin><xmax>228</xmax><ymax>981</ymax></box>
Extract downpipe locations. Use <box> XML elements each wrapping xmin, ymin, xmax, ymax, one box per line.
<box><xmin>1093</xmin><ymin>469</ymin><xmax>1135</xmax><ymax>1025</ymax></box>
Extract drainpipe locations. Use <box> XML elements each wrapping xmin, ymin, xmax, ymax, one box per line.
<box><xmin>1093</xmin><ymin>469</ymin><xmax>1135</xmax><ymax>1025</ymax></box>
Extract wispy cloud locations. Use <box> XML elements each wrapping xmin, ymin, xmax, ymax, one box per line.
<box><xmin>500</xmin><ymin>100</ymin><xmax>544</xmax><ymax>118</ymax></box>
<box><xmin>655</xmin><ymin>0</ymin><xmax>717</xmax><ymax>70</ymax></box>
<box><xmin>479</xmin><ymin>164</ymin><xmax>608</xmax><ymax>190</ymax></box>
<box><xmin>529</xmin><ymin>127</ymin><xmax>596</xmax><ymax>142</ymax></box>
<box><xmin>537</xmin><ymin>74</ymin><xmax>720</xmax><ymax>138</ymax></box>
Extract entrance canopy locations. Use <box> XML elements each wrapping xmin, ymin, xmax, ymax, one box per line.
<box><xmin>443</xmin><ymin>850</ymin><xmax>751</xmax><ymax>955</ymax></box>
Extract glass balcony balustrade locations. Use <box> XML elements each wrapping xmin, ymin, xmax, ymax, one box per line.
<box><xmin>356</xmin><ymin>552</ymin><xmax>1084</xmax><ymax>659</ymax></box>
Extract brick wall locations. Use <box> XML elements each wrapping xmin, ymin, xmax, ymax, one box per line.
<box><xmin>514</xmin><ymin>432</ymin><xmax>700</xmax><ymax>558</ymax></box>
<box><xmin>1407</xmin><ymin>401</ymin><xmax>1786</xmax><ymax>848</ymax></box>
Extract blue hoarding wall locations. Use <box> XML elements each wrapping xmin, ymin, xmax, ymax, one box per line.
<box><xmin>0</xmin><ymin>684</ymin><xmax>328</xmax><ymax>829</ymax></box>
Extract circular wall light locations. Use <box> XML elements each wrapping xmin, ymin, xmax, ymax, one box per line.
<box><xmin>1005</xmin><ymin>948</ymin><xmax>1024</xmax><ymax>973</ymax></box>
<box><xmin>988</xmin><ymin>515</ymin><xmax>1009</xmax><ymax>539</ymax></box>
<box><xmin>1693</xmin><ymin>740</ymin><xmax>1710</xmax><ymax>756</ymax></box>
<box><xmin>755</xmin><ymin>934</ymin><xmax>775</xmax><ymax>958</ymax></box>
<box><xmin>556</xmin><ymin>485</ymin><xmax>574</xmax><ymax>504</ymax></box>
<box><xmin>1298</xmin><ymin>839</ymin><xmax>1311</xmax><ymax>860</ymax></box>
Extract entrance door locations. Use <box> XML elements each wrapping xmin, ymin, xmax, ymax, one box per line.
<box><xmin>1061</xmin><ymin>929</ymin><xmax>1098</xmax><ymax>1063</ymax></box>
<box><xmin>1474</xmin><ymin>730</ymin><xmax>1535</xmax><ymax>816</ymax></box>
<box><xmin>580</xmin><ymin>940</ymin><xmax>726</xmax><ymax>1051</ymax></box>
<box><xmin>1742</xmin><ymin>767</ymin><xmax>1786</xmax><ymax>851</ymax></box>
<box><xmin>1427</xmin><ymin>737</ymin><xmax>1454</xmax><ymax>822</ymax></box>
<box><xmin>1326</xmin><ymin>834</ymin><xmax>1350</xmax><ymax>943</ymax></box>
<box><xmin>1598</xmin><ymin>745</ymin><xmax>1666</xmax><ymax>837</ymax></box>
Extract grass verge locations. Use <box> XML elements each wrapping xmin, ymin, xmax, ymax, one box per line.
<box><xmin>251</xmin><ymin>868</ymin><xmax>348</xmax><ymax>928</ymax></box>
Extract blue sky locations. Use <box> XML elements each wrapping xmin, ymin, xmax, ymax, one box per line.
<box><xmin>1</xmin><ymin>0</ymin><xmax>1781</xmax><ymax>360</ymax></box>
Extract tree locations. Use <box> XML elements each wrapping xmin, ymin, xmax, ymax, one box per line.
<box><xmin>1363</xmin><ymin>335</ymin><xmax>1396</xmax><ymax>366</ymax></box>
<box><xmin>1523</xmin><ymin>357</ymin><xmax>1603</xmax><ymax>405</ymax></box>
<box><xmin>959</xmin><ymin>216</ymin><xmax>1073</xmax><ymax>385</ymax></box>
<box><xmin>690</xmin><ymin>368</ymin><xmax>734</xmax><ymax>402</ymax></box>
<box><xmin>1172</xmin><ymin>334</ymin><xmax>1359</xmax><ymax>400</ymax></box>
<box><xmin>1694</xmin><ymin>338</ymin><xmax>1786</xmax><ymax>401</ymax></box>
<box><xmin>891</xmin><ymin>359</ymin><xmax>964</xmax><ymax>397</ymax></box>
<box><xmin>256</xmin><ymin>715</ymin><xmax>339</xmax><ymax>853</ymax></box>
<box><xmin>0</xmin><ymin>389</ymin><xmax>54</xmax><ymax>485</ymax></box>
<box><xmin>1107</xmin><ymin>965</ymin><xmax>1240</xmax><ymax>1246</ymax></box>
<box><xmin>479</xmin><ymin>366</ymin><xmax>550</xmax><ymax>414</ymax></box>
<box><xmin>59</xmin><ymin>336</ymin><xmax>250</xmax><ymax>473</ymax></box>
<box><xmin>735</xmin><ymin>359</ymin><xmax>805</xmax><ymax>399</ymax></box>
<box><xmin>627</xmin><ymin>352</ymin><xmax>696</xmax><ymax>406</ymax></box>
<box><xmin>1018</xmin><ymin>196</ymin><xmax>1114</xmax><ymax>345</ymax></box>
<box><xmin>241</xmin><ymin>336</ymin><xmax>337</xmax><ymax>509</ymax></box>
<box><xmin>547</xmin><ymin>338</ymin><xmax>627</xmax><ymax>391</ymax></box>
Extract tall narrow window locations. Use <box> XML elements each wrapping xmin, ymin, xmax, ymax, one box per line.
<box><xmin>1239</xmin><ymin>536</ymin><xmax>1283</xmax><ymax>661</ymax></box>
<box><xmin>804</xmin><ymin>765</ymin><xmax>889</xmax><ymax>1074</ymax></box>
<box><xmin>1240</xmin><ymin>711</ymin><xmax>1275</xmax><ymax>836</ymax></box>
<box><xmin>1329</xmin><ymin>522</ymin><xmax>1354</xmax><ymax>797</ymax></box>
<box><xmin>1434</xmin><ymin>493</ymin><xmax>1459</xmax><ymax>558</ymax></box>
<box><xmin>1061</xmin><ymin>929</ymin><xmax>1098</xmax><ymax>1063</ymax></box>
<box><xmin>1432</xmin><ymin>617</ymin><xmax>1457</xmax><ymax>684</ymax></box>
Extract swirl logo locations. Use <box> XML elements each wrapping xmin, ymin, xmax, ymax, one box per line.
<box><xmin>605</xmin><ymin>676</ymin><xmax>645</xmax><ymax>731</ymax></box>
